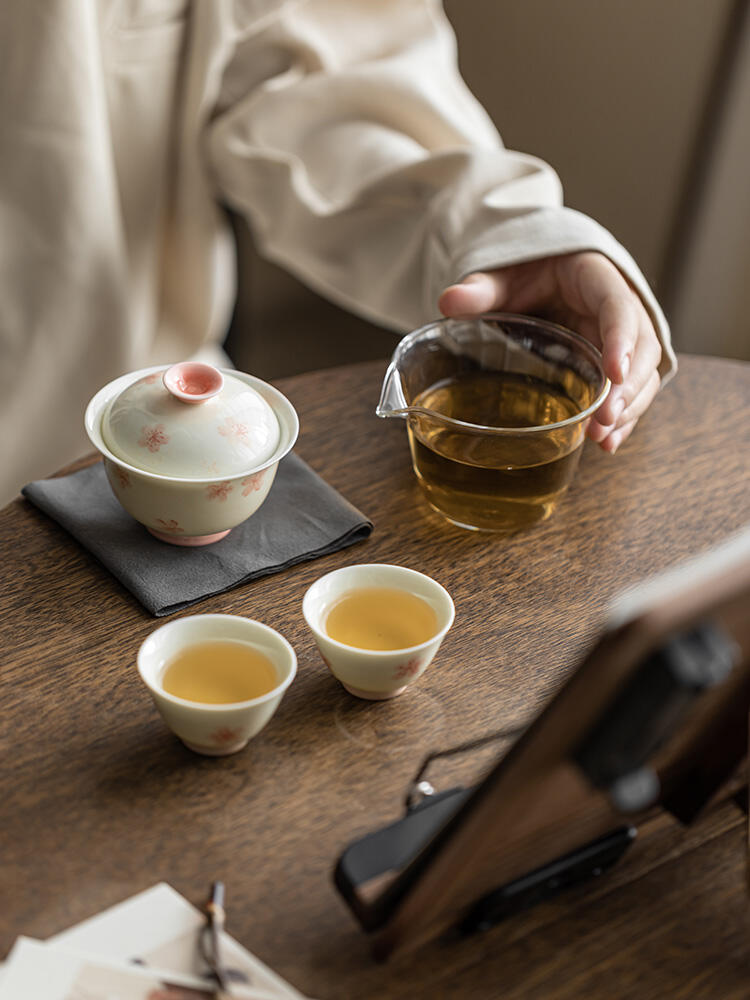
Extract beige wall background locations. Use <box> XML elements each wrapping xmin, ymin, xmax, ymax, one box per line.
<box><xmin>226</xmin><ymin>0</ymin><xmax>750</xmax><ymax>377</ymax></box>
<box><xmin>666</xmin><ymin>2</ymin><xmax>750</xmax><ymax>356</ymax></box>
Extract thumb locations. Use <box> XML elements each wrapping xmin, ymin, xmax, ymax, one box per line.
<box><xmin>438</xmin><ymin>271</ymin><xmax>510</xmax><ymax>318</ymax></box>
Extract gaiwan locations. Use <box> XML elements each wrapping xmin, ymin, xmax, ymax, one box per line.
<box><xmin>85</xmin><ymin>362</ymin><xmax>299</xmax><ymax>545</ymax></box>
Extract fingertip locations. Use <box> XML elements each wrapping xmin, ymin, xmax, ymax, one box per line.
<box><xmin>601</xmin><ymin>417</ymin><xmax>638</xmax><ymax>454</ymax></box>
<box><xmin>438</xmin><ymin>272</ymin><xmax>501</xmax><ymax>318</ymax></box>
<box><xmin>437</xmin><ymin>284</ymin><xmax>463</xmax><ymax>317</ymax></box>
<box><xmin>437</xmin><ymin>288</ymin><xmax>452</xmax><ymax>317</ymax></box>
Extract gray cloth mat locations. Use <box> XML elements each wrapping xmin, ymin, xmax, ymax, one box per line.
<box><xmin>22</xmin><ymin>455</ymin><xmax>372</xmax><ymax>617</ymax></box>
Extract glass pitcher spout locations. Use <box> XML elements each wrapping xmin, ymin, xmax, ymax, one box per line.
<box><xmin>376</xmin><ymin>360</ymin><xmax>410</xmax><ymax>418</ymax></box>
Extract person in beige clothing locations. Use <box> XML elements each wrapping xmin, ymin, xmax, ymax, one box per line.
<box><xmin>0</xmin><ymin>0</ymin><xmax>675</xmax><ymax>505</ymax></box>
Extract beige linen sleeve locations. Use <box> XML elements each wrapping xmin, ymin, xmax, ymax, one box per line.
<box><xmin>206</xmin><ymin>0</ymin><xmax>676</xmax><ymax>380</ymax></box>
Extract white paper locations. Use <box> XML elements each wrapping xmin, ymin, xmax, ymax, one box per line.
<box><xmin>0</xmin><ymin>937</ymin><xmax>284</xmax><ymax>1000</ymax></box>
<box><xmin>50</xmin><ymin>884</ymin><xmax>306</xmax><ymax>1000</ymax></box>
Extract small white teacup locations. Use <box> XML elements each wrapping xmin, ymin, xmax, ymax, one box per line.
<box><xmin>137</xmin><ymin>614</ymin><xmax>296</xmax><ymax>755</ymax></box>
<box><xmin>302</xmin><ymin>564</ymin><xmax>454</xmax><ymax>700</ymax></box>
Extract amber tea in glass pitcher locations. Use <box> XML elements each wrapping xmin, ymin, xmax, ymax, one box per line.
<box><xmin>377</xmin><ymin>315</ymin><xmax>610</xmax><ymax>532</ymax></box>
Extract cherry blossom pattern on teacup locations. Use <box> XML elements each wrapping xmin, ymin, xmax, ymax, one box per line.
<box><xmin>303</xmin><ymin>564</ymin><xmax>454</xmax><ymax>701</ymax></box>
<box><xmin>393</xmin><ymin>656</ymin><xmax>424</xmax><ymax>681</ymax></box>
<box><xmin>210</xmin><ymin>725</ymin><xmax>243</xmax><ymax>748</ymax></box>
<box><xmin>137</xmin><ymin>614</ymin><xmax>297</xmax><ymax>757</ymax></box>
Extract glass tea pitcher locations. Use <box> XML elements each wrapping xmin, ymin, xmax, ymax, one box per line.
<box><xmin>376</xmin><ymin>313</ymin><xmax>610</xmax><ymax>532</ymax></box>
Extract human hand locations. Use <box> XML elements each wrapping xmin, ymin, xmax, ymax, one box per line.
<box><xmin>437</xmin><ymin>251</ymin><xmax>662</xmax><ymax>452</ymax></box>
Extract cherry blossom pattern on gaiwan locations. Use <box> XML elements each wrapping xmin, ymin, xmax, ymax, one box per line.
<box><xmin>241</xmin><ymin>471</ymin><xmax>265</xmax><ymax>496</ymax></box>
<box><xmin>155</xmin><ymin>518</ymin><xmax>184</xmax><ymax>534</ymax></box>
<box><xmin>138</xmin><ymin>424</ymin><xmax>169</xmax><ymax>453</ymax></box>
<box><xmin>86</xmin><ymin>362</ymin><xmax>299</xmax><ymax>546</ymax></box>
<box><xmin>218</xmin><ymin>416</ymin><xmax>249</xmax><ymax>441</ymax></box>
<box><xmin>206</xmin><ymin>481</ymin><xmax>233</xmax><ymax>501</ymax></box>
<box><xmin>100</xmin><ymin>361</ymin><xmax>280</xmax><ymax>479</ymax></box>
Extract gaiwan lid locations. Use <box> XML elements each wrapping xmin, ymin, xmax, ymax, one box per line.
<box><xmin>101</xmin><ymin>363</ymin><xmax>281</xmax><ymax>478</ymax></box>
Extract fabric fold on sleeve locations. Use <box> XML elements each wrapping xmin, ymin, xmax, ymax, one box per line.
<box><xmin>206</xmin><ymin>0</ymin><xmax>675</xmax><ymax>381</ymax></box>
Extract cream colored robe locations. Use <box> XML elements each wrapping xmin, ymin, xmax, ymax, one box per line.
<box><xmin>0</xmin><ymin>0</ymin><xmax>675</xmax><ymax>504</ymax></box>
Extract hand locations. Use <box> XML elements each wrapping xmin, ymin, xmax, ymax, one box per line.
<box><xmin>437</xmin><ymin>251</ymin><xmax>662</xmax><ymax>452</ymax></box>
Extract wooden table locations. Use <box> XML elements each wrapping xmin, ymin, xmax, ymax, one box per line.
<box><xmin>2</xmin><ymin>354</ymin><xmax>749</xmax><ymax>999</ymax></box>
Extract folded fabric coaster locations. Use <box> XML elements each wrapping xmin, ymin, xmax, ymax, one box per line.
<box><xmin>22</xmin><ymin>455</ymin><xmax>373</xmax><ymax>616</ymax></box>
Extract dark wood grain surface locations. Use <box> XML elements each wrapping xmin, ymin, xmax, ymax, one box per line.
<box><xmin>1</xmin><ymin>354</ymin><xmax>749</xmax><ymax>999</ymax></box>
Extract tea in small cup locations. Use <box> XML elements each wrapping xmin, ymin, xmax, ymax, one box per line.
<box><xmin>302</xmin><ymin>564</ymin><xmax>454</xmax><ymax>700</ymax></box>
<box><xmin>137</xmin><ymin>614</ymin><xmax>296</xmax><ymax>755</ymax></box>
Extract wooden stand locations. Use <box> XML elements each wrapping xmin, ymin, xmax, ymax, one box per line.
<box><xmin>335</xmin><ymin>530</ymin><xmax>750</xmax><ymax>960</ymax></box>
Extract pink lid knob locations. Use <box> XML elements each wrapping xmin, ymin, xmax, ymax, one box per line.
<box><xmin>163</xmin><ymin>363</ymin><xmax>224</xmax><ymax>404</ymax></box>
